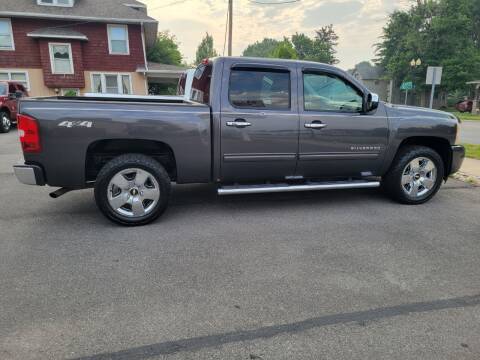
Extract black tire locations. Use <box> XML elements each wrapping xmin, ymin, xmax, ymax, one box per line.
<box><xmin>0</xmin><ymin>111</ymin><xmax>11</xmax><ymax>133</ymax></box>
<box><xmin>94</xmin><ymin>154</ymin><xmax>171</xmax><ymax>226</ymax></box>
<box><xmin>383</xmin><ymin>145</ymin><xmax>444</xmax><ymax>205</ymax></box>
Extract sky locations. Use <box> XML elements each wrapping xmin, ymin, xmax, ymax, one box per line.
<box><xmin>140</xmin><ymin>0</ymin><xmax>412</xmax><ymax>70</ymax></box>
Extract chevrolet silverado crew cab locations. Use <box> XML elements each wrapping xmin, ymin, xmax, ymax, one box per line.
<box><xmin>0</xmin><ymin>81</ymin><xmax>28</xmax><ymax>133</ymax></box>
<box><xmin>13</xmin><ymin>57</ymin><xmax>465</xmax><ymax>226</ymax></box>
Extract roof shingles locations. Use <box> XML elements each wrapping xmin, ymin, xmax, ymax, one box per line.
<box><xmin>0</xmin><ymin>0</ymin><xmax>156</xmax><ymax>23</ymax></box>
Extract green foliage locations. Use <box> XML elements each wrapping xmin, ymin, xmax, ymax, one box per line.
<box><xmin>376</xmin><ymin>0</ymin><xmax>480</xmax><ymax>93</ymax></box>
<box><xmin>195</xmin><ymin>33</ymin><xmax>219</xmax><ymax>65</ymax></box>
<box><xmin>271</xmin><ymin>38</ymin><xmax>298</xmax><ymax>59</ymax></box>
<box><xmin>62</xmin><ymin>89</ymin><xmax>78</xmax><ymax>97</ymax></box>
<box><xmin>147</xmin><ymin>31</ymin><xmax>183</xmax><ymax>66</ymax></box>
<box><xmin>462</xmin><ymin>143</ymin><xmax>480</xmax><ymax>159</ymax></box>
<box><xmin>242</xmin><ymin>25</ymin><xmax>339</xmax><ymax>64</ymax></box>
<box><xmin>242</xmin><ymin>38</ymin><xmax>280</xmax><ymax>58</ymax></box>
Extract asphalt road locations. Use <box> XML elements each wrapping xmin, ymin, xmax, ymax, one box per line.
<box><xmin>1</xmin><ymin>129</ymin><xmax>480</xmax><ymax>360</ymax></box>
<box><xmin>460</xmin><ymin>120</ymin><xmax>480</xmax><ymax>144</ymax></box>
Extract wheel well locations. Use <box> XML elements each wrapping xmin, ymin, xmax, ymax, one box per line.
<box><xmin>86</xmin><ymin>139</ymin><xmax>177</xmax><ymax>182</ymax></box>
<box><xmin>0</xmin><ymin>107</ymin><xmax>10</xmax><ymax>116</ymax></box>
<box><xmin>397</xmin><ymin>137</ymin><xmax>452</xmax><ymax>177</ymax></box>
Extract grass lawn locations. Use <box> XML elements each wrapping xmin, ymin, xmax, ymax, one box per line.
<box><xmin>449</xmin><ymin>111</ymin><xmax>480</xmax><ymax>121</ymax></box>
<box><xmin>463</xmin><ymin>144</ymin><xmax>480</xmax><ymax>160</ymax></box>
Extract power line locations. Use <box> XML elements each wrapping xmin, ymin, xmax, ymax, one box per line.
<box><xmin>148</xmin><ymin>0</ymin><xmax>190</xmax><ymax>11</ymax></box>
<box><xmin>248</xmin><ymin>0</ymin><xmax>301</xmax><ymax>4</ymax></box>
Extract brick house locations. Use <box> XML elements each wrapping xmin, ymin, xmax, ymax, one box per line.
<box><xmin>0</xmin><ymin>0</ymin><xmax>158</xmax><ymax>96</ymax></box>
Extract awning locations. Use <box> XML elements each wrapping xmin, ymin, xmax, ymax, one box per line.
<box><xmin>27</xmin><ymin>28</ymin><xmax>88</xmax><ymax>41</ymax></box>
<box><xmin>137</xmin><ymin>62</ymin><xmax>188</xmax><ymax>79</ymax></box>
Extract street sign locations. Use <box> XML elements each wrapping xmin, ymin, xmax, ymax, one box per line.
<box><xmin>400</xmin><ymin>81</ymin><xmax>414</xmax><ymax>90</ymax></box>
<box><xmin>426</xmin><ymin>66</ymin><xmax>443</xmax><ymax>109</ymax></box>
<box><xmin>426</xmin><ymin>66</ymin><xmax>442</xmax><ymax>85</ymax></box>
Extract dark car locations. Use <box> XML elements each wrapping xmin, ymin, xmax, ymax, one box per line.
<box><xmin>455</xmin><ymin>99</ymin><xmax>473</xmax><ymax>113</ymax></box>
<box><xmin>0</xmin><ymin>81</ymin><xmax>28</xmax><ymax>133</ymax></box>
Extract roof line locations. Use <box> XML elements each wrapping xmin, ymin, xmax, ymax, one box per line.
<box><xmin>0</xmin><ymin>11</ymin><xmax>158</xmax><ymax>24</ymax></box>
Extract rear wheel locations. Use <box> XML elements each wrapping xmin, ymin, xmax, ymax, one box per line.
<box><xmin>0</xmin><ymin>111</ymin><xmax>11</xmax><ymax>133</ymax></box>
<box><xmin>94</xmin><ymin>154</ymin><xmax>171</xmax><ymax>226</ymax></box>
<box><xmin>383</xmin><ymin>145</ymin><xmax>444</xmax><ymax>205</ymax></box>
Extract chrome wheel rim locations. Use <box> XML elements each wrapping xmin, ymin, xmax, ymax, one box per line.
<box><xmin>107</xmin><ymin>168</ymin><xmax>160</xmax><ymax>218</ymax></box>
<box><xmin>401</xmin><ymin>157</ymin><xmax>437</xmax><ymax>198</ymax></box>
<box><xmin>2</xmin><ymin>115</ymin><xmax>10</xmax><ymax>129</ymax></box>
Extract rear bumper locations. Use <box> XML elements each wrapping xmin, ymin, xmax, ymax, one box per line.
<box><xmin>450</xmin><ymin>145</ymin><xmax>465</xmax><ymax>174</ymax></box>
<box><xmin>13</xmin><ymin>164</ymin><xmax>46</xmax><ymax>185</ymax></box>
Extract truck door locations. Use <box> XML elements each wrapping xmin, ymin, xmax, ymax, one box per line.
<box><xmin>220</xmin><ymin>64</ymin><xmax>299</xmax><ymax>183</ymax></box>
<box><xmin>296</xmin><ymin>68</ymin><xmax>388</xmax><ymax>178</ymax></box>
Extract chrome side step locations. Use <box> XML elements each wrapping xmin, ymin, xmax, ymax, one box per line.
<box><xmin>218</xmin><ymin>180</ymin><xmax>380</xmax><ymax>196</ymax></box>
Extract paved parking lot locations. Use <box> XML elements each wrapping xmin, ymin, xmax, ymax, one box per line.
<box><xmin>1</xmin><ymin>129</ymin><xmax>480</xmax><ymax>360</ymax></box>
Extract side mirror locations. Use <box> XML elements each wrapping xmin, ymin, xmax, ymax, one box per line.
<box><xmin>15</xmin><ymin>90</ymin><xmax>23</xmax><ymax>99</ymax></box>
<box><xmin>366</xmin><ymin>92</ymin><xmax>379</xmax><ymax>112</ymax></box>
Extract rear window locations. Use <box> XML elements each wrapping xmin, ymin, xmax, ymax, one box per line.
<box><xmin>190</xmin><ymin>63</ymin><xmax>212</xmax><ymax>105</ymax></box>
<box><xmin>0</xmin><ymin>83</ymin><xmax>6</xmax><ymax>96</ymax></box>
<box><xmin>229</xmin><ymin>68</ymin><xmax>290</xmax><ymax>110</ymax></box>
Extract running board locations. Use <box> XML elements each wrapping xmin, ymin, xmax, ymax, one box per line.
<box><xmin>218</xmin><ymin>180</ymin><xmax>380</xmax><ymax>196</ymax></box>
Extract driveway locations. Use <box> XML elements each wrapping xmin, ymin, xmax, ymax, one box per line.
<box><xmin>460</xmin><ymin>120</ymin><xmax>480</xmax><ymax>144</ymax></box>
<box><xmin>1</xmin><ymin>130</ymin><xmax>480</xmax><ymax>360</ymax></box>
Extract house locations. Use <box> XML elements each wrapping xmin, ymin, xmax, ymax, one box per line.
<box><xmin>349</xmin><ymin>61</ymin><xmax>394</xmax><ymax>103</ymax></box>
<box><xmin>0</xmin><ymin>0</ymin><xmax>163</xmax><ymax>97</ymax></box>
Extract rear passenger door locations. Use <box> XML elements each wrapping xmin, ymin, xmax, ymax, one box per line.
<box><xmin>220</xmin><ymin>64</ymin><xmax>299</xmax><ymax>183</ymax></box>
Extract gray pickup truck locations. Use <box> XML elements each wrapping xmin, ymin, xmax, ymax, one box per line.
<box><xmin>14</xmin><ymin>57</ymin><xmax>465</xmax><ymax>225</ymax></box>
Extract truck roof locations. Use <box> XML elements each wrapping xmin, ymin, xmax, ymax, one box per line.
<box><xmin>213</xmin><ymin>56</ymin><xmax>341</xmax><ymax>72</ymax></box>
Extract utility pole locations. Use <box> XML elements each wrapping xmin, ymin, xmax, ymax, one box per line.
<box><xmin>228</xmin><ymin>0</ymin><xmax>233</xmax><ymax>56</ymax></box>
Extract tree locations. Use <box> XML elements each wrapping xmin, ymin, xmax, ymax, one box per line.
<box><xmin>313</xmin><ymin>25</ymin><xmax>339</xmax><ymax>64</ymax></box>
<box><xmin>270</xmin><ymin>38</ymin><xmax>297</xmax><ymax>59</ymax></box>
<box><xmin>241</xmin><ymin>25</ymin><xmax>339</xmax><ymax>64</ymax></box>
<box><xmin>147</xmin><ymin>31</ymin><xmax>183</xmax><ymax>65</ymax></box>
<box><xmin>195</xmin><ymin>33</ymin><xmax>219</xmax><ymax>65</ymax></box>
<box><xmin>242</xmin><ymin>38</ymin><xmax>279</xmax><ymax>58</ymax></box>
<box><xmin>376</xmin><ymin>0</ymin><xmax>480</xmax><ymax>93</ymax></box>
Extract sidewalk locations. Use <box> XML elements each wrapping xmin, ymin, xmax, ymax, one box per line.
<box><xmin>455</xmin><ymin>157</ymin><xmax>480</xmax><ymax>185</ymax></box>
<box><xmin>461</xmin><ymin>158</ymin><xmax>480</xmax><ymax>177</ymax></box>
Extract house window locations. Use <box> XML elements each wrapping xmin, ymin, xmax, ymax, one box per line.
<box><xmin>0</xmin><ymin>71</ymin><xmax>29</xmax><ymax>89</ymax></box>
<box><xmin>91</xmin><ymin>73</ymin><xmax>132</xmax><ymax>94</ymax></box>
<box><xmin>49</xmin><ymin>43</ymin><xmax>74</xmax><ymax>74</ymax></box>
<box><xmin>107</xmin><ymin>25</ymin><xmax>129</xmax><ymax>55</ymax></box>
<box><xmin>37</xmin><ymin>0</ymin><xmax>74</xmax><ymax>7</ymax></box>
<box><xmin>0</xmin><ymin>19</ymin><xmax>14</xmax><ymax>50</ymax></box>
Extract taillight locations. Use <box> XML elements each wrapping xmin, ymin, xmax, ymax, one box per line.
<box><xmin>17</xmin><ymin>114</ymin><xmax>41</xmax><ymax>153</ymax></box>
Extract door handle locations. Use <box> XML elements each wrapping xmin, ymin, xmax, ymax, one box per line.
<box><xmin>304</xmin><ymin>122</ymin><xmax>327</xmax><ymax>129</ymax></box>
<box><xmin>226</xmin><ymin>119</ymin><xmax>252</xmax><ymax>128</ymax></box>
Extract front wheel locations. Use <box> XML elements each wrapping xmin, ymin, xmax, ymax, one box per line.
<box><xmin>383</xmin><ymin>145</ymin><xmax>444</xmax><ymax>205</ymax></box>
<box><xmin>0</xmin><ymin>111</ymin><xmax>11</xmax><ymax>133</ymax></box>
<box><xmin>94</xmin><ymin>154</ymin><xmax>171</xmax><ymax>226</ymax></box>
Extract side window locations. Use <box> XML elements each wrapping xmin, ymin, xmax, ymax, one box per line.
<box><xmin>8</xmin><ymin>83</ymin><xmax>15</xmax><ymax>94</ymax></box>
<box><xmin>303</xmin><ymin>72</ymin><xmax>363</xmax><ymax>113</ymax></box>
<box><xmin>229</xmin><ymin>68</ymin><xmax>290</xmax><ymax>110</ymax></box>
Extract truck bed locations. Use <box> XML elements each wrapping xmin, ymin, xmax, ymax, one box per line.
<box><xmin>19</xmin><ymin>97</ymin><xmax>213</xmax><ymax>188</ymax></box>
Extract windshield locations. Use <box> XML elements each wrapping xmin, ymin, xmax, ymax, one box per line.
<box><xmin>0</xmin><ymin>83</ymin><xmax>7</xmax><ymax>96</ymax></box>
